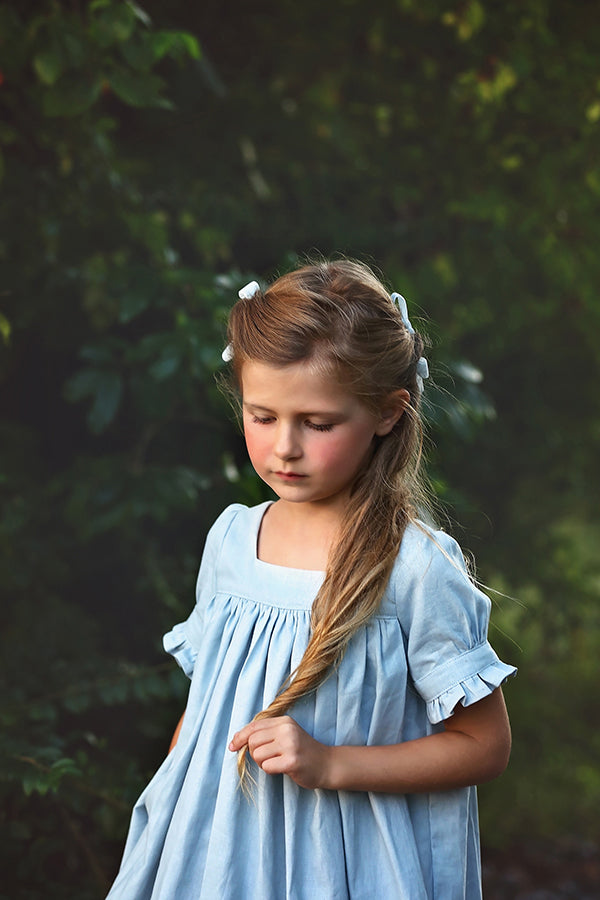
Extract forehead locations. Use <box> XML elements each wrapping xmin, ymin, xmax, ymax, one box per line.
<box><xmin>240</xmin><ymin>360</ymin><xmax>360</xmax><ymax>412</ymax></box>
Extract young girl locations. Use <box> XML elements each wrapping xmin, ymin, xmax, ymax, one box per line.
<box><xmin>107</xmin><ymin>260</ymin><xmax>516</xmax><ymax>900</ymax></box>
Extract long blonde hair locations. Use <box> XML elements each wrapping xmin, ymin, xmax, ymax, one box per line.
<box><xmin>225</xmin><ymin>259</ymin><xmax>429</xmax><ymax>785</ymax></box>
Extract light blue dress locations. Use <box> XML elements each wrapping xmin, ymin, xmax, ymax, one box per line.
<box><xmin>107</xmin><ymin>502</ymin><xmax>516</xmax><ymax>900</ymax></box>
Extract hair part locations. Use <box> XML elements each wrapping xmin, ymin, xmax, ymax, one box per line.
<box><xmin>224</xmin><ymin>259</ymin><xmax>432</xmax><ymax>791</ymax></box>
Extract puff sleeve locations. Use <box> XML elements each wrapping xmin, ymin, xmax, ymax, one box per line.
<box><xmin>162</xmin><ymin>504</ymin><xmax>242</xmax><ymax>678</ymax></box>
<box><xmin>394</xmin><ymin>527</ymin><xmax>516</xmax><ymax>725</ymax></box>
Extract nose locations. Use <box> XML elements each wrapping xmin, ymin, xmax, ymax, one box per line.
<box><xmin>273</xmin><ymin>422</ymin><xmax>302</xmax><ymax>460</ymax></box>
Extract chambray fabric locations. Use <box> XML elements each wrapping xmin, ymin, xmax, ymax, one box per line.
<box><xmin>107</xmin><ymin>502</ymin><xmax>516</xmax><ymax>900</ymax></box>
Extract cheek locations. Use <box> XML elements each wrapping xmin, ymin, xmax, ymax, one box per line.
<box><xmin>243</xmin><ymin>426</ymin><xmax>268</xmax><ymax>466</ymax></box>
<box><xmin>314</xmin><ymin>430</ymin><xmax>373</xmax><ymax>471</ymax></box>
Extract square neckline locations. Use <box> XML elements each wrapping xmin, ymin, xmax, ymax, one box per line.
<box><xmin>253</xmin><ymin>500</ymin><xmax>327</xmax><ymax>575</ymax></box>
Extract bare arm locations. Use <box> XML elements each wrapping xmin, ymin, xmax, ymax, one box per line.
<box><xmin>169</xmin><ymin>711</ymin><xmax>185</xmax><ymax>753</ymax></box>
<box><xmin>229</xmin><ymin>688</ymin><xmax>511</xmax><ymax>793</ymax></box>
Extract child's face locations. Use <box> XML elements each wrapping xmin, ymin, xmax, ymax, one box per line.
<box><xmin>241</xmin><ymin>360</ymin><xmax>399</xmax><ymax>512</ymax></box>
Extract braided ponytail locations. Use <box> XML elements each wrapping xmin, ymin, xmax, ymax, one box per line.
<box><xmin>225</xmin><ymin>260</ymin><xmax>429</xmax><ymax>789</ymax></box>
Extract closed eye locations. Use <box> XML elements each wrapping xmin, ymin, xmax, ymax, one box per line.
<box><xmin>248</xmin><ymin>414</ymin><xmax>334</xmax><ymax>432</ymax></box>
<box><xmin>251</xmin><ymin>415</ymin><xmax>274</xmax><ymax>425</ymax></box>
<box><xmin>307</xmin><ymin>422</ymin><xmax>334</xmax><ymax>432</ymax></box>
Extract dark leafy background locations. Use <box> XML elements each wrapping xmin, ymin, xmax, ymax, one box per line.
<box><xmin>1</xmin><ymin>1</ymin><xmax>599</xmax><ymax>896</ymax></box>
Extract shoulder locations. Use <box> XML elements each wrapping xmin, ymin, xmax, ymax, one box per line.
<box><xmin>204</xmin><ymin>500</ymin><xmax>271</xmax><ymax>550</ymax></box>
<box><xmin>208</xmin><ymin>502</ymin><xmax>247</xmax><ymax>534</ymax></box>
<box><xmin>395</xmin><ymin>521</ymin><xmax>469</xmax><ymax>580</ymax></box>
<box><xmin>195</xmin><ymin>501</ymin><xmax>270</xmax><ymax>591</ymax></box>
<box><xmin>389</xmin><ymin>520</ymin><xmax>486</xmax><ymax>617</ymax></box>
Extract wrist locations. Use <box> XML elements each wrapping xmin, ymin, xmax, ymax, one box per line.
<box><xmin>319</xmin><ymin>743</ymin><xmax>344</xmax><ymax>791</ymax></box>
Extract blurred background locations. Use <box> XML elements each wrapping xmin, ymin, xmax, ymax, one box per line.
<box><xmin>1</xmin><ymin>1</ymin><xmax>599</xmax><ymax>897</ymax></box>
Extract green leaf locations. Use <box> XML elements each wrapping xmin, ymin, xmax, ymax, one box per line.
<box><xmin>79</xmin><ymin>344</ymin><xmax>114</xmax><ymax>365</ymax></box>
<box><xmin>98</xmin><ymin>680</ymin><xmax>129</xmax><ymax>704</ymax></box>
<box><xmin>150</xmin><ymin>31</ymin><xmax>202</xmax><ymax>62</ymax></box>
<box><xmin>33</xmin><ymin>47</ymin><xmax>64</xmax><ymax>86</ymax></box>
<box><xmin>42</xmin><ymin>75</ymin><xmax>103</xmax><ymax>117</ymax></box>
<box><xmin>586</xmin><ymin>101</ymin><xmax>600</xmax><ymax>123</ymax></box>
<box><xmin>64</xmin><ymin>368</ymin><xmax>102</xmax><ymax>403</ymax></box>
<box><xmin>176</xmin><ymin>32</ymin><xmax>202</xmax><ymax>61</ymax></box>
<box><xmin>62</xmin><ymin>26</ymin><xmax>89</xmax><ymax>68</ymax></box>
<box><xmin>150</xmin><ymin>351</ymin><xmax>180</xmax><ymax>381</ymax></box>
<box><xmin>64</xmin><ymin>368</ymin><xmax>123</xmax><ymax>432</ymax></box>
<box><xmin>62</xmin><ymin>692</ymin><xmax>92</xmax><ymax>714</ymax></box>
<box><xmin>51</xmin><ymin>757</ymin><xmax>83</xmax><ymax>778</ymax></box>
<box><xmin>90</xmin><ymin>1</ymin><xmax>136</xmax><ymax>46</ymax></box>
<box><xmin>108</xmin><ymin>67</ymin><xmax>172</xmax><ymax>109</ymax></box>
<box><xmin>87</xmin><ymin>371</ymin><xmax>123</xmax><ymax>433</ymax></box>
<box><xmin>22</xmin><ymin>773</ymin><xmax>45</xmax><ymax>797</ymax></box>
<box><xmin>118</xmin><ymin>291</ymin><xmax>150</xmax><ymax>323</ymax></box>
<box><xmin>119</xmin><ymin>35</ymin><xmax>156</xmax><ymax>72</ymax></box>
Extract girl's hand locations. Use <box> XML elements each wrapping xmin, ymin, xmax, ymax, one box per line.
<box><xmin>229</xmin><ymin>716</ymin><xmax>331</xmax><ymax>790</ymax></box>
<box><xmin>229</xmin><ymin>690</ymin><xmax>511</xmax><ymax>794</ymax></box>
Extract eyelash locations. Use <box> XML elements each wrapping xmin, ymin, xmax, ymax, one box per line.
<box><xmin>251</xmin><ymin>415</ymin><xmax>273</xmax><ymax>426</ymax></box>
<box><xmin>250</xmin><ymin>416</ymin><xmax>334</xmax><ymax>433</ymax></box>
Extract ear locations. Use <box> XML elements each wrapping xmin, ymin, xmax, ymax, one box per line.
<box><xmin>374</xmin><ymin>389</ymin><xmax>410</xmax><ymax>436</ymax></box>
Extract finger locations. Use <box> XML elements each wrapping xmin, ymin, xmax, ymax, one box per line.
<box><xmin>228</xmin><ymin>727</ymin><xmax>249</xmax><ymax>752</ymax></box>
<box><xmin>228</xmin><ymin>719</ymin><xmax>277</xmax><ymax>752</ymax></box>
<box><xmin>247</xmin><ymin>728</ymin><xmax>284</xmax><ymax>759</ymax></box>
<box><xmin>248</xmin><ymin>739</ymin><xmax>280</xmax><ymax>768</ymax></box>
<box><xmin>229</xmin><ymin>716</ymin><xmax>297</xmax><ymax>752</ymax></box>
<box><xmin>260</xmin><ymin>755</ymin><xmax>289</xmax><ymax>776</ymax></box>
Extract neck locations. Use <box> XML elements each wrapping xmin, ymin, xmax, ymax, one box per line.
<box><xmin>258</xmin><ymin>499</ymin><xmax>344</xmax><ymax>571</ymax></box>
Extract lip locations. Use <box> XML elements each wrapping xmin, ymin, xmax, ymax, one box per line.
<box><xmin>273</xmin><ymin>471</ymin><xmax>307</xmax><ymax>480</ymax></box>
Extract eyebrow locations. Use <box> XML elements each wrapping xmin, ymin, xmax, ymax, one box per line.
<box><xmin>243</xmin><ymin>401</ymin><xmax>343</xmax><ymax>419</ymax></box>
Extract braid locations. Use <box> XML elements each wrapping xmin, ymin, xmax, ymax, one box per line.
<box><xmin>226</xmin><ymin>261</ymin><xmax>430</xmax><ymax>791</ymax></box>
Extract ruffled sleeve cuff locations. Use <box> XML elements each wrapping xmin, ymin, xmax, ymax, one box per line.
<box><xmin>163</xmin><ymin>623</ymin><xmax>198</xmax><ymax>680</ymax></box>
<box><xmin>414</xmin><ymin>643</ymin><xmax>517</xmax><ymax>725</ymax></box>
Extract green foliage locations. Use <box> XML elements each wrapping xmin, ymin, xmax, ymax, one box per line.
<box><xmin>1</xmin><ymin>0</ymin><xmax>600</xmax><ymax>894</ymax></box>
<box><xmin>1</xmin><ymin>0</ymin><xmax>200</xmax><ymax>119</ymax></box>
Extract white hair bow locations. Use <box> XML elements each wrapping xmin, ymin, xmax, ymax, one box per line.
<box><xmin>391</xmin><ymin>292</ymin><xmax>429</xmax><ymax>392</ymax></box>
<box><xmin>221</xmin><ymin>281</ymin><xmax>261</xmax><ymax>362</ymax></box>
